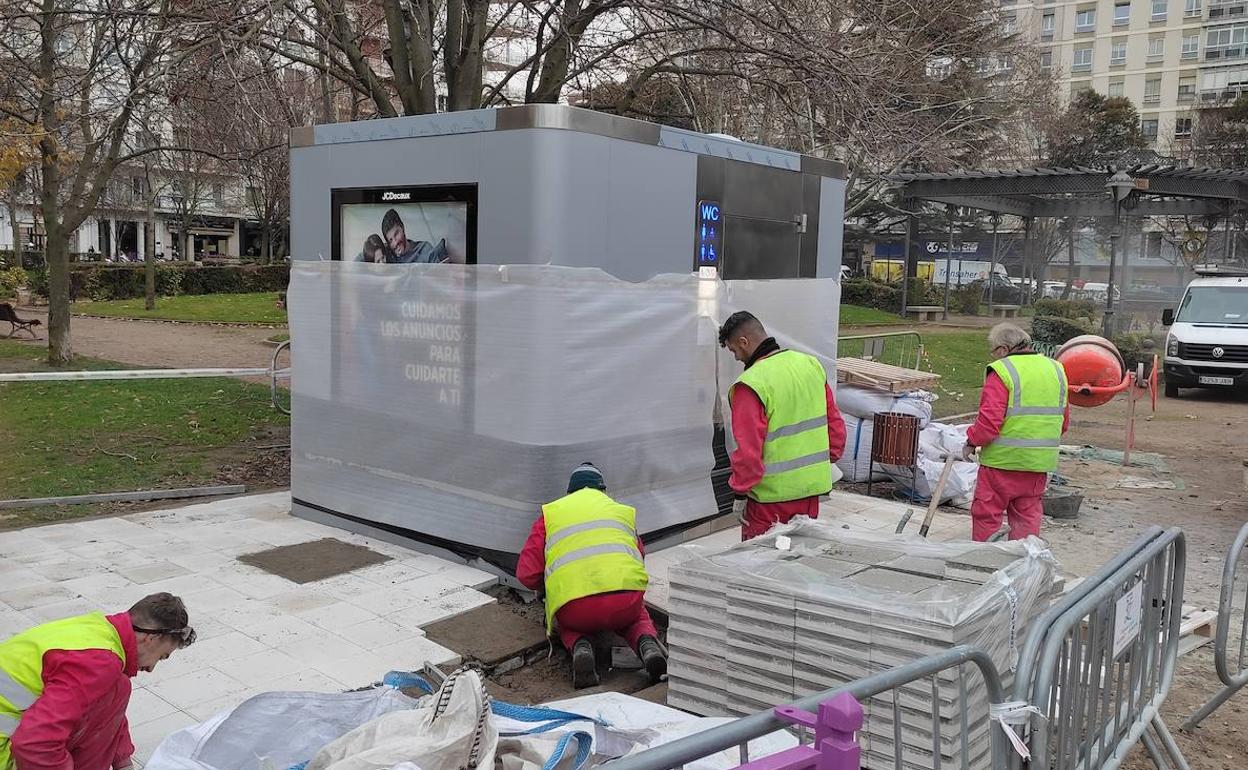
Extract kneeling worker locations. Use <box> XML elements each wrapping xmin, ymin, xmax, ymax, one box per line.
<box><xmin>516</xmin><ymin>463</ymin><xmax>666</xmax><ymax>689</ymax></box>
<box><xmin>1</xmin><ymin>592</ymin><xmax>195</xmax><ymax>770</ymax></box>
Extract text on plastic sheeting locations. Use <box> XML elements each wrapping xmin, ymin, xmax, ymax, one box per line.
<box><xmin>378</xmin><ymin>299</ymin><xmax>467</xmax><ymax>407</ymax></box>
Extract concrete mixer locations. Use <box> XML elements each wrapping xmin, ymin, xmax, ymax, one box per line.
<box><xmin>1056</xmin><ymin>334</ymin><xmax>1158</xmax><ymax>465</ymax></box>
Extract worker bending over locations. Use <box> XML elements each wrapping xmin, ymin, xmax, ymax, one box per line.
<box><xmin>962</xmin><ymin>323</ymin><xmax>1070</xmax><ymax>541</ymax></box>
<box><xmin>719</xmin><ymin>311</ymin><xmax>846</xmax><ymax>540</ymax></box>
<box><xmin>1</xmin><ymin>593</ymin><xmax>195</xmax><ymax>770</ymax></box>
<box><xmin>516</xmin><ymin>463</ymin><xmax>666</xmax><ymax>689</ymax></box>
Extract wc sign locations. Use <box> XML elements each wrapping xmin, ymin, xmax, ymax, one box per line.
<box><xmin>697</xmin><ymin>200</ymin><xmax>722</xmax><ymax>267</ymax></box>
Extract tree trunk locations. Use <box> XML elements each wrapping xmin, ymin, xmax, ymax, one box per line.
<box><xmin>39</xmin><ymin>0</ymin><xmax>71</xmax><ymax>365</ymax></box>
<box><xmin>144</xmin><ymin>221</ymin><xmax>156</xmax><ymax>310</ymax></box>
<box><xmin>44</xmin><ymin>227</ymin><xmax>71</xmax><ymax>364</ymax></box>
<box><xmin>260</xmin><ymin>222</ymin><xmax>271</xmax><ymax>264</ymax></box>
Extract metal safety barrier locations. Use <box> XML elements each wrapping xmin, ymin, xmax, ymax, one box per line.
<box><xmin>605</xmin><ymin>645</ymin><xmax>1011</xmax><ymax>770</ymax></box>
<box><xmin>0</xmin><ymin>341</ymin><xmax>292</xmax><ymax>414</ymax></box>
<box><xmin>1182</xmin><ymin>521</ymin><xmax>1248</xmax><ymax>730</ymax></box>
<box><xmin>837</xmin><ymin>331</ymin><xmax>925</xmax><ymax>372</ymax></box>
<box><xmin>1014</xmin><ymin>526</ymin><xmax>1189</xmax><ymax>770</ymax></box>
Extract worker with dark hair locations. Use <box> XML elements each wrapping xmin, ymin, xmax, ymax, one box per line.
<box><xmin>515</xmin><ymin>463</ymin><xmax>666</xmax><ymax>689</ymax></box>
<box><xmin>381</xmin><ymin>208</ymin><xmax>450</xmax><ymax>264</ymax></box>
<box><xmin>719</xmin><ymin>311</ymin><xmax>846</xmax><ymax>540</ymax></box>
<box><xmin>961</xmin><ymin>323</ymin><xmax>1070</xmax><ymax>541</ymax></box>
<box><xmin>1</xmin><ymin>593</ymin><xmax>195</xmax><ymax>770</ymax></box>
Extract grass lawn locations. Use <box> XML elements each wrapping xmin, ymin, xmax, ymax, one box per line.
<box><xmin>840</xmin><ymin>304</ymin><xmax>905</xmax><ymax>326</ymax></box>
<box><xmin>838</xmin><ymin>328</ymin><xmax>988</xmax><ymax>418</ymax></box>
<box><xmin>0</xmin><ymin>339</ymin><xmax>288</xmax><ymax>528</ymax></box>
<box><xmin>917</xmin><ymin>331</ymin><xmax>992</xmax><ymax>417</ymax></box>
<box><xmin>72</xmin><ymin>292</ymin><xmax>287</xmax><ymax>325</ymax></box>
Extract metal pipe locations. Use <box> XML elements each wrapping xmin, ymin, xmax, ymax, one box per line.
<box><xmin>1183</xmin><ymin>522</ymin><xmax>1248</xmax><ymax>729</ymax></box>
<box><xmin>988</xmin><ymin>215</ymin><xmax>999</xmax><ymax>313</ymax></box>
<box><xmin>0</xmin><ymin>367</ymin><xmax>289</xmax><ymax>382</ymax></box>
<box><xmin>944</xmin><ymin>206</ymin><xmax>955</xmax><ymax>319</ymax></box>
<box><xmin>271</xmin><ymin>339</ymin><xmax>292</xmax><ymax>414</ymax></box>
<box><xmin>901</xmin><ymin>209</ymin><xmax>914</xmax><ymax>314</ymax></box>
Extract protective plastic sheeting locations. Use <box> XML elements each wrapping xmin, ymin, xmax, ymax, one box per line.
<box><xmin>289</xmin><ymin>263</ymin><xmax>840</xmax><ymax>562</ymax></box>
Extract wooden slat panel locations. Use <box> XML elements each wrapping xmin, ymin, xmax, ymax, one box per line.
<box><xmin>836</xmin><ymin>357</ymin><xmax>941</xmax><ymax>393</ymax></box>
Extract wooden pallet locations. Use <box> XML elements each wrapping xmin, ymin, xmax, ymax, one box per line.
<box><xmin>1178</xmin><ymin>607</ymin><xmax>1218</xmax><ymax>657</ymax></box>
<box><xmin>836</xmin><ymin>357</ymin><xmax>941</xmax><ymax>393</ymax></box>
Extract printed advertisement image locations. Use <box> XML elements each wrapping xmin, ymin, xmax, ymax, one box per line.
<box><xmin>331</xmin><ymin>185</ymin><xmax>476</xmax><ymax>263</ymax></box>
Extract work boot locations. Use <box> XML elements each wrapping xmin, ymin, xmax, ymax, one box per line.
<box><xmin>638</xmin><ymin>635</ymin><xmax>667</xmax><ymax>684</ymax></box>
<box><xmin>571</xmin><ymin>638</ymin><xmax>599</xmax><ymax>689</ymax></box>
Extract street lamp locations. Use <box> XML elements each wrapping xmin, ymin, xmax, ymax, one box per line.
<box><xmin>1104</xmin><ymin>169</ymin><xmax>1135</xmax><ymax>336</ymax></box>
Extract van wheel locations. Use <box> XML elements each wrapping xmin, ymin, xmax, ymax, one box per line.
<box><xmin>1164</xmin><ymin>383</ymin><xmax>1179</xmax><ymax>398</ymax></box>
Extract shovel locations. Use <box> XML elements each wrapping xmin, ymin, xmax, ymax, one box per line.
<box><xmin>895</xmin><ymin>453</ymin><xmax>958</xmax><ymax>538</ymax></box>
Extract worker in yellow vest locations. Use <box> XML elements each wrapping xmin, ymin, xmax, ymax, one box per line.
<box><xmin>719</xmin><ymin>311</ymin><xmax>846</xmax><ymax>540</ymax></box>
<box><xmin>516</xmin><ymin>463</ymin><xmax>665</xmax><ymax>689</ymax></box>
<box><xmin>962</xmin><ymin>323</ymin><xmax>1070</xmax><ymax>541</ymax></box>
<box><xmin>0</xmin><ymin>592</ymin><xmax>194</xmax><ymax>770</ymax></box>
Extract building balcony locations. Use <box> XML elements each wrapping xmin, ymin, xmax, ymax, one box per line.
<box><xmin>1206</xmin><ymin>47</ymin><xmax>1248</xmax><ymax>61</ymax></box>
<box><xmin>1208</xmin><ymin>1</ymin><xmax>1248</xmax><ymax>19</ymax></box>
<box><xmin>1196</xmin><ymin>87</ymin><xmax>1248</xmax><ymax>105</ymax></box>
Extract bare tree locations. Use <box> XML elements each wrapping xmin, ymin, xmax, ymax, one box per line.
<box><xmin>0</xmin><ymin>0</ymin><xmax>242</xmax><ymax>363</ymax></box>
<box><xmin>581</xmin><ymin>0</ymin><xmax>1054</xmax><ymax>218</ymax></box>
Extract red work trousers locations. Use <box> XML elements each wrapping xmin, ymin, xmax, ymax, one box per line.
<box><xmin>971</xmin><ymin>465</ymin><xmax>1047</xmax><ymax>541</ymax></box>
<box><xmin>554</xmin><ymin>590</ymin><xmax>658</xmax><ymax>652</ymax></box>
<box><xmin>740</xmin><ymin>497</ymin><xmax>820</xmax><ymax>540</ymax></box>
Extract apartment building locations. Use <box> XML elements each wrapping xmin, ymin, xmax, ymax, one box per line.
<box><xmin>1008</xmin><ymin>0</ymin><xmax>1213</xmax><ymax>152</ymax></box>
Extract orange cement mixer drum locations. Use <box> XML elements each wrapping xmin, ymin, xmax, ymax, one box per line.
<box><xmin>1056</xmin><ymin>334</ymin><xmax>1126</xmax><ymax>407</ymax></box>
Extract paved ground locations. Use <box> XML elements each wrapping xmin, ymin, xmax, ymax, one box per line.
<box><xmin>0</xmin><ymin>491</ymin><xmax>497</xmax><ymax>768</ymax></box>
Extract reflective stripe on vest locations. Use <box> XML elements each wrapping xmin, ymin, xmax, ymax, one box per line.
<box><xmin>980</xmin><ymin>353</ymin><xmax>1067</xmax><ymax>473</ymax></box>
<box><xmin>732</xmin><ymin>349</ymin><xmax>833</xmax><ymax>503</ymax></box>
<box><xmin>544</xmin><ymin>542</ymin><xmax>644</xmax><ymax>579</ymax></box>
<box><xmin>540</xmin><ymin>489</ymin><xmax>649</xmax><ymax>632</ymax></box>
<box><xmin>0</xmin><ymin>712</ymin><xmax>17</xmax><ymax>735</ymax></box>
<box><xmin>0</xmin><ymin>671</ymin><xmax>35</xmax><ymax>712</ymax></box>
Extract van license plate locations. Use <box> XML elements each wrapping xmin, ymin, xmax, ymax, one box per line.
<box><xmin>1198</xmin><ymin>376</ymin><xmax>1234</xmax><ymax>386</ymax></box>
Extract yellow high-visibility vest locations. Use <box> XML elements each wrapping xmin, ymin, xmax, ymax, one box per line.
<box><xmin>731</xmin><ymin>350</ymin><xmax>833</xmax><ymax>502</ymax></box>
<box><xmin>541</xmin><ymin>489</ymin><xmax>648</xmax><ymax>633</ymax></box>
<box><xmin>979</xmin><ymin>353</ymin><xmax>1068</xmax><ymax>472</ymax></box>
<box><xmin>0</xmin><ymin>612</ymin><xmax>126</xmax><ymax>769</ymax></box>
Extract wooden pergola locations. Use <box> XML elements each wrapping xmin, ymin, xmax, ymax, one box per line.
<box><xmin>886</xmin><ymin>164</ymin><xmax>1248</xmax><ymax>330</ymax></box>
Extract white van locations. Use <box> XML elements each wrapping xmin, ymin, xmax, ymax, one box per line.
<box><xmin>1161</xmin><ymin>266</ymin><xmax>1248</xmax><ymax>398</ymax></box>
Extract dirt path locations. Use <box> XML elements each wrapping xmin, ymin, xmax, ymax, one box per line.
<box><xmin>11</xmin><ymin>307</ymin><xmax>281</xmax><ymax>370</ymax></box>
<box><xmin>1048</xmin><ymin>388</ymin><xmax>1248</xmax><ymax>608</ymax></box>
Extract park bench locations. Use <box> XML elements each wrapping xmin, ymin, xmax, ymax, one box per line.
<box><xmin>989</xmin><ymin>304</ymin><xmax>1022</xmax><ymax>318</ymax></box>
<box><xmin>0</xmin><ymin>303</ymin><xmax>41</xmax><ymax>338</ymax></box>
<box><xmin>903</xmin><ymin>305</ymin><xmax>944</xmax><ymax>322</ymax></box>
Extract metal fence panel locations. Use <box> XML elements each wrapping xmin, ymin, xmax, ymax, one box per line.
<box><xmin>1183</xmin><ymin>522</ymin><xmax>1248</xmax><ymax>730</ymax></box>
<box><xmin>606</xmin><ymin>645</ymin><xmax>1009</xmax><ymax>770</ymax></box>
<box><xmin>1020</xmin><ymin>528</ymin><xmax>1188</xmax><ymax>770</ymax></box>
<box><xmin>837</xmin><ymin>332</ymin><xmax>925</xmax><ymax>372</ymax></box>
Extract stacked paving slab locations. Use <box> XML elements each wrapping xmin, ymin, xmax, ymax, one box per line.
<box><xmin>666</xmin><ymin>521</ymin><xmax>1059</xmax><ymax>770</ymax></box>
